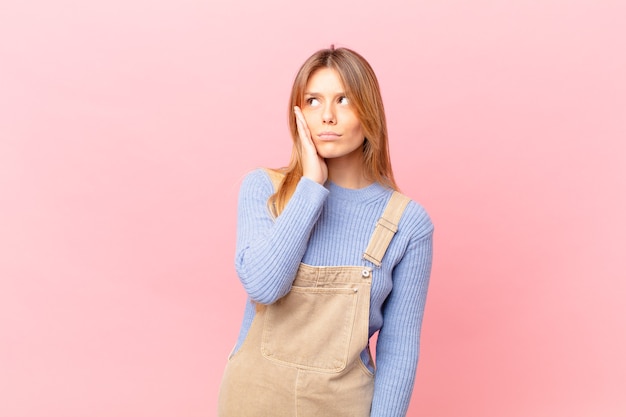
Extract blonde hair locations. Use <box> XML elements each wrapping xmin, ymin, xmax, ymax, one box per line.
<box><xmin>270</xmin><ymin>46</ymin><xmax>398</xmax><ymax>215</ymax></box>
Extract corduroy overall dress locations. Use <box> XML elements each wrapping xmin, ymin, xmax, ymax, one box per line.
<box><xmin>218</xmin><ymin>171</ymin><xmax>410</xmax><ymax>417</ymax></box>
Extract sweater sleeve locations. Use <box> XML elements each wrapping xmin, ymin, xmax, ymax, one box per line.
<box><xmin>370</xmin><ymin>220</ymin><xmax>434</xmax><ymax>416</ymax></box>
<box><xmin>234</xmin><ymin>169</ymin><xmax>329</xmax><ymax>304</ymax></box>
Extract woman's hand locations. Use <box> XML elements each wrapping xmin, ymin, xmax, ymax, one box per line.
<box><xmin>294</xmin><ymin>106</ymin><xmax>328</xmax><ymax>184</ymax></box>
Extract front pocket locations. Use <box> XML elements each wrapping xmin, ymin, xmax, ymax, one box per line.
<box><xmin>261</xmin><ymin>286</ymin><xmax>359</xmax><ymax>373</ymax></box>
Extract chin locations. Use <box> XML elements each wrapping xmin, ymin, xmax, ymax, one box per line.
<box><xmin>317</xmin><ymin>151</ymin><xmax>344</xmax><ymax>160</ymax></box>
<box><xmin>319</xmin><ymin>147</ymin><xmax>364</xmax><ymax>161</ymax></box>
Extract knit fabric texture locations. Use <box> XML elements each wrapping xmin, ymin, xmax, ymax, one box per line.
<box><xmin>231</xmin><ymin>168</ymin><xmax>434</xmax><ymax>417</ymax></box>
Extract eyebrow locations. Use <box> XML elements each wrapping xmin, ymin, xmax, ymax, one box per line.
<box><xmin>304</xmin><ymin>92</ymin><xmax>347</xmax><ymax>96</ymax></box>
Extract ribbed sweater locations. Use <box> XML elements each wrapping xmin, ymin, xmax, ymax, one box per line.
<box><xmin>232</xmin><ymin>168</ymin><xmax>434</xmax><ymax>417</ymax></box>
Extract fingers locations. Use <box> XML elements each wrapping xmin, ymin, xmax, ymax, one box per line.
<box><xmin>294</xmin><ymin>106</ymin><xmax>314</xmax><ymax>147</ymax></box>
<box><xmin>293</xmin><ymin>106</ymin><xmax>306</xmax><ymax>129</ymax></box>
<box><xmin>294</xmin><ymin>106</ymin><xmax>317</xmax><ymax>157</ymax></box>
<box><xmin>294</xmin><ymin>106</ymin><xmax>327</xmax><ymax>184</ymax></box>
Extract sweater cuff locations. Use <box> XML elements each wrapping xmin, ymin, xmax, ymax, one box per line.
<box><xmin>293</xmin><ymin>176</ymin><xmax>329</xmax><ymax>204</ymax></box>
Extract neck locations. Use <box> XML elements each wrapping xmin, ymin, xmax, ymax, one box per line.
<box><xmin>326</xmin><ymin>151</ymin><xmax>371</xmax><ymax>189</ymax></box>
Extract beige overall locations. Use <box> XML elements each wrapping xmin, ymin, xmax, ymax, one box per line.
<box><xmin>218</xmin><ymin>171</ymin><xmax>410</xmax><ymax>417</ymax></box>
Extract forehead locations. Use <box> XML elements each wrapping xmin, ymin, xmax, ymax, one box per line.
<box><xmin>305</xmin><ymin>68</ymin><xmax>345</xmax><ymax>93</ymax></box>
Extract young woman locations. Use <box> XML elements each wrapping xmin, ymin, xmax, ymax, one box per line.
<box><xmin>218</xmin><ymin>46</ymin><xmax>433</xmax><ymax>417</ymax></box>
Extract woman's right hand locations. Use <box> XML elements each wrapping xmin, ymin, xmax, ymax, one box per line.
<box><xmin>294</xmin><ymin>106</ymin><xmax>328</xmax><ymax>184</ymax></box>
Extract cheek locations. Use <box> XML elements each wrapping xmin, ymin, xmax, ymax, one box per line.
<box><xmin>348</xmin><ymin>118</ymin><xmax>364</xmax><ymax>137</ymax></box>
<box><xmin>301</xmin><ymin>111</ymin><xmax>316</xmax><ymax>127</ymax></box>
<box><xmin>342</xmin><ymin>111</ymin><xmax>362</xmax><ymax>133</ymax></box>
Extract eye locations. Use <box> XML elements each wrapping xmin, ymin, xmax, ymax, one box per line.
<box><xmin>306</xmin><ymin>97</ymin><xmax>320</xmax><ymax>107</ymax></box>
<box><xmin>338</xmin><ymin>96</ymin><xmax>349</xmax><ymax>105</ymax></box>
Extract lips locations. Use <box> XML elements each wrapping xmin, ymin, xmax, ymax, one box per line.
<box><xmin>317</xmin><ymin>132</ymin><xmax>341</xmax><ymax>140</ymax></box>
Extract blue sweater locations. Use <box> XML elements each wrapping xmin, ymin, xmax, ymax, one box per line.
<box><xmin>232</xmin><ymin>168</ymin><xmax>434</xmax><ymax>416</ymax></box>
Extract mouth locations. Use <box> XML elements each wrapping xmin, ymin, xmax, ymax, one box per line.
<box><xmin>317</xmin><ymin>132</ymin><xmax>341</xmax><ymax>141</ymax></box>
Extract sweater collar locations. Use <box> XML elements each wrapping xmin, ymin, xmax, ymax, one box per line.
<box><xmin>325</xmin><ymin>180</ymin><xmax>390</xmax><ymax>202</ymax></box>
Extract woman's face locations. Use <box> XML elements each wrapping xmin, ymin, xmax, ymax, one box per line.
<box><xmin>301</xmin><ymin>68</ymin><xmax>365</xmax><ymax>162</ymax></box>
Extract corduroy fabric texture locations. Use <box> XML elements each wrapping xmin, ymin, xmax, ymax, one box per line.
<box><xmin>219</xmin><ymin>263</ymin><xmax>375</xmax><ymax>416</ymax></box>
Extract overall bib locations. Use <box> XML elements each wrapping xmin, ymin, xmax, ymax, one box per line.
<box><xmin>218</xmin><ymin>171</ymin><xmax>409</xmax><ymax>417</ymax></box>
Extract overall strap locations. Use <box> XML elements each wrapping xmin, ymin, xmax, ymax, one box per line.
<box><xmin>362</xmin><ymin>191</ymin><xmax>411</xmax><ymax>267</ymax></box>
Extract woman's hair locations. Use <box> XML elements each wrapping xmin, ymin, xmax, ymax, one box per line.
<box><xmin>270</xmin><ymin>46</ymin><xmax>398</xmax><ymax>215</ymax></box>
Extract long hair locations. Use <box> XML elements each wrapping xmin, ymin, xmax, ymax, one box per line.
<box><xmin>270</xmin><ymin>46</ymin><xmax>398</xmax><ymax>216</ymax></box>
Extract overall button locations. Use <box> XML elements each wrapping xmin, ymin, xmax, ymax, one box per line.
<box><xmin>361</xmin><ymin>269</ymin><xmax>371</xmax><ymax>278</ymax></box>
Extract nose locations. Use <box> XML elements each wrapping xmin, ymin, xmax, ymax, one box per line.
<box><xmin>322</xmin><ymin>103</ymin><xmax>336</xmax><ymax>125</ymax></box>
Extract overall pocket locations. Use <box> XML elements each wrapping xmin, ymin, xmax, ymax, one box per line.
<box><xmin>261</xmin><ymin>285</ymin><xmax>359</xmax><ymax>373</ymax></box>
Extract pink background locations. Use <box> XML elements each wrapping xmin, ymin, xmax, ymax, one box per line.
<box><xmin>1</xmin><ymin>1</ymin><xmax>625</xmax><ymax>416</ymax></box>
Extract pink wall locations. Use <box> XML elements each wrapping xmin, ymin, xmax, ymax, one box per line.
<box><xmin>1</xmin><ymin>1</ymin><xmax>624</xmax><ymax>416</ymax></box>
